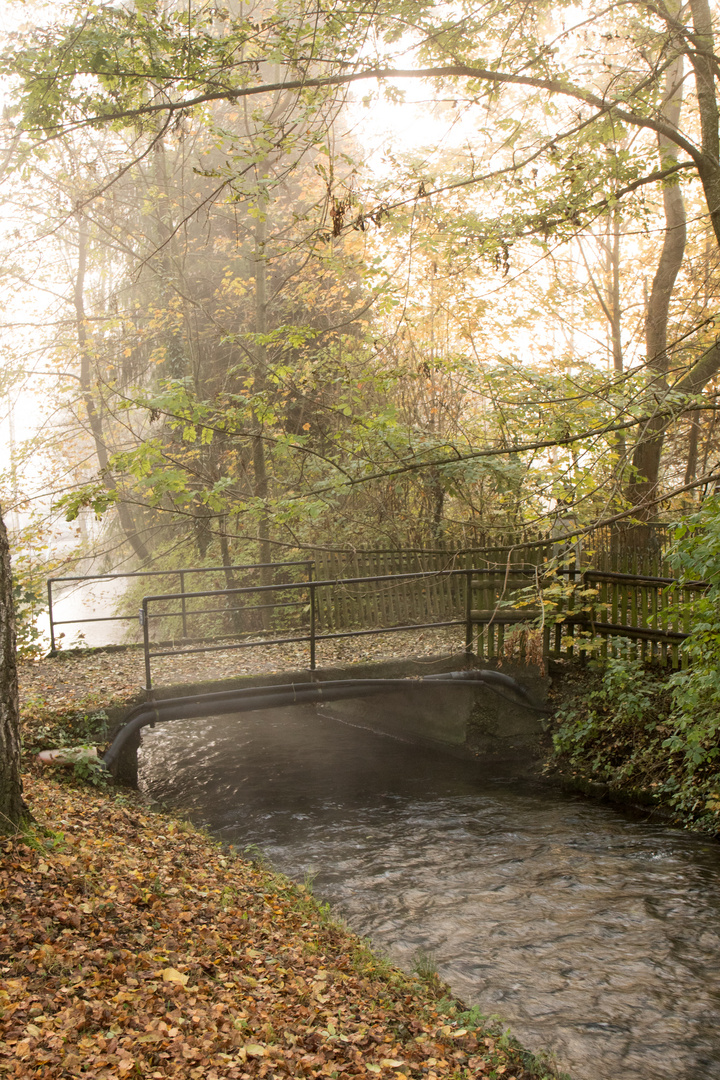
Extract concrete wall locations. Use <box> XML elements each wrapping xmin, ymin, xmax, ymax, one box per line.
<box><xmin>315</xmin><ymin>655</ymin><xmax>550</xmax><ymax>759</ymax></box>
<box><xmin>464</xmin><ymin>659</ymin><xmax>550</xmax><ymax>758</ymax></box>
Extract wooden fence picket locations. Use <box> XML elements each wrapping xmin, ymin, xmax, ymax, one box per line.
<box><xmin>300</xmin><ymin>529</ymin><xmax>702</xmax><ymax>668</ymax></box>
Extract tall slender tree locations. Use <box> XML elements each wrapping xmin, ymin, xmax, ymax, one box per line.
<box><xmin>0</xmin><ymin>507</ymin><xmax>26</xmax><ymax>834</ymax></box>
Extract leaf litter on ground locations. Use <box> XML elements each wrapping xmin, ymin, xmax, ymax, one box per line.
<box><xmin>17</xmin><ymin>628</ymin><xmax>466</xmax><ymax>723</ymax></box>
<box><xmin>1</xmin><ymin>775</ymin><xmax>564</xmax><ymax>1080</ymax></box>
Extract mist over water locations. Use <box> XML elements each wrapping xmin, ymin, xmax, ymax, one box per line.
<box><xmin>139</xmin><ymin>705</ymin><xmax>720</xmax><ymax>1080</ymax></box>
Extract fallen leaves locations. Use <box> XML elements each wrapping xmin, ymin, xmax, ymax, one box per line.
<box><xmin>162</xmin><ymin>968</ymin><xmax>189</xmax><ymax>986</ymax></box>
<box><xmin>1</xmin><ymin>776</ymin><xmax>553</xmax><ymax>1080</ymax></box>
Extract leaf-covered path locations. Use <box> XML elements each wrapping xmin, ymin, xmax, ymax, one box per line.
<box><xmin>18</xmin><ymin>628</ymin><xmax>464</xmax><ymax>716</ymax></box>
<box><xmin>1</xmin><ymin>777</ymin><xmax>558</xmax><ymax>1079</ymax></box>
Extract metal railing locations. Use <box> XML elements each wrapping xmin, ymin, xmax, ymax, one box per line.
<box><xmin>46</xmin><ymin>560</ymin><xmax>312</xmax><ymax>653</ymax></box>
<box><xmin>53</xmin><ymin>556</ymin><xmax>704</xmax><ymax>685</ymax></box>
<box><xmin>139</xmin><ymin>567</ymin><xmax>490</xmax><ymax>691</ymax></box>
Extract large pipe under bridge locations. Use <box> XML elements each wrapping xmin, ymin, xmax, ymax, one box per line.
<box><xmin>103</xmin><ymin>669</ymin><xmax>547</xmax><ymax>775</ymax></box>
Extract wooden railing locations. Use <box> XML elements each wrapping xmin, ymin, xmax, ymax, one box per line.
<box><xmin>544</xmin><ymin>568</ymin><xmax>708</xmax><ymax>668</ymax></box>
<box><xmin>52</xmin><ymin>526</ymin><xmax>705</xmax><ymax>672</ymax></box>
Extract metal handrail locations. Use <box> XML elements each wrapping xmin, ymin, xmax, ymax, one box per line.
<box><xmin>104</xmin><ymin>669</ymin><xmax>545</xmax><ymax>774</ymax></box>
<box><xmin>46</xmin><ymin>559</ymin><xmax>312</xmax><ymax>652</ymax></box>
<box><xmin>139</xmin><ymin>567</ymin><xmax>487</xmax><ymax>691</ymax></box>
<box><xmin>47</xmin><ymin>558</ymin><xmax>309</xmax><ymax>584</ymax></box>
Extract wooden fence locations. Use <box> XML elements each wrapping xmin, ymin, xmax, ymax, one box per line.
<box><xmin>311</xmin><ymin>546</ymin><xmax>552</xmax><ymax>661</ymax></box>
<box><xmin>312</xmin><ymin>549</ymin><xmax>468</xmax><ymax>631</ymax></box>
<box><xmin>541</xmin><ymin>569</ymin><xmax>707</xmax><ymax>668</ymax></box>
<box><xmin>309</xmin><ymin>531</ymin><xmax>708</xmax><ymax>668</ymax></box>
<box><xmin>83</xmin><ymin>524</ymin><xmax>707</xmax><ymax>671</ymax></box>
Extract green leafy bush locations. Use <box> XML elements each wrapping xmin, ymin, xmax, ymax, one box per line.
<box><xmin>12</xmin><ymin>563</ymin><xmax>47</xmax><ymax>658</ymax></box>
<box><xmin>60</xmin><ymin>746</ymin><xmax>111</xmax><ymax>788</ymax></box>
<box><xmin>552</xmin><ymin>645</ymin><xmax>673</xmax><ymax>791</ymax></box>
<box><xmin>21</xmin><ymin>704</ymin><xmax>109</xmax><ymax>758</ymax></box>
<box><xmin>662</xmin><ymin>499</ymin><xmax>720</xmax><ymax>828</ymax></box>
<box><xmin>551</xmin><ymin>499</ymin><xmax>720</xmax><ymax>832</ymax></box>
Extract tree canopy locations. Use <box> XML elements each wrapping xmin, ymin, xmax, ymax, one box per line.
<box><xmin>2</xmin><ymin>0</ymin><xmax>720</xmax><ymax>574</ymax></box>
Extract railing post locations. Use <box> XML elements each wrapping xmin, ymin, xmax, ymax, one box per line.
<box><xmin>179</xmin><ymin>570</ymin><xmax>187</xmax><ymax>638</ymax></box>
<box><xmin>47</xmin><ymin>579</ymin><xmax>56</xmax><ymax>655</ymax></box>
<box><xmin>465</xmin><ymin>568</ymin><xmax>474</xmax><ymax>656</ymax></box>
<box><xmin>566</xmin><ymin>562</ymin><xmax>575</xmax><ymax>659</ymax></box>
<box><xmin>141</xmin><ymin>598</ymin><xmax>152</xmax><ymax>695</ymax></box>
<box><xmin>309</xmin><ymin>577</ymin><xmax>316</xmax><ymax>671</ymax></box>
<box><xmin>543</xmin><ymin>617</ymin><xmax>551</xmax><ymax>660</ymax></box>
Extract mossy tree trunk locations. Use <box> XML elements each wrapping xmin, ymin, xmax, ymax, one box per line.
<box><xmin>0</xmin><ymin>506</ymin><xmax>28</xmax><ymax>834</ymax></box>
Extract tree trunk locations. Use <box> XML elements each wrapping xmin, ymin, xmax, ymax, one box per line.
<box><xmin>608</xmin><ymin>211</ymin><xmax>626</xmax><ymax>466</ymax></box>
<box><xmin>627</xmin><ymin>51</ymin><xmax>687</xmax><ymax>514</ymax></box>
<box><xmin>253</xmin><ymin>195</ymin><xmax>273</xmax><ymax>628</ymax></box>
<box><xmin>75</xmin><ymin>214</ymin><xmax>151</xmax><ymax>562</ymax></box>
<box><xmin>684</xmin><ymin>412</ymin><xmax>701</xmax><ymax>486</ymax></box>
<box><xmin>219</xmin><ymin>522</ymin><xmax>244</xmax><ymax>634</ymax></box>
<box><xmin>0</xmin><ymin>507</ymin><xmax>27</xmax><ymax>835</ymax></box>
<box><xmin>688</xmin><ymin>0</ymin><xmax>720</xmax><ymax>249</ymax></box>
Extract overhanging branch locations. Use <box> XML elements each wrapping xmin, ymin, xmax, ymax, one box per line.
<box><xmin>21</xmin><ymin>64</ymin><xmax>703</xmax><ymax>164</ymax></box>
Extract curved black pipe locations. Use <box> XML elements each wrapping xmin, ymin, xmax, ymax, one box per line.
<box><xmin>423</xmin><ymin>668</ymin><xmax>535</xmax><ymax>695</ymax></box>
<box><xmin>103</xmin><ymin>670</ymin><xmax>546</xmax><ymax>772</ymax></box>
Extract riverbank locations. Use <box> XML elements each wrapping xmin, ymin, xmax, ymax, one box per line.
<box><xmin>546</xmin><ymin>656</ymin><xmax>720</xmax><ymax>835</ymax></box>
<box><xmin>2</xmin><ymin>775</ymin><xmax>565</xmax><ymax>1080</ymax></box>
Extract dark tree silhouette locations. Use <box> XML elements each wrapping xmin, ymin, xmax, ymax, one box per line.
<box><xmin>0</xmin><ymin>507</ymin><xmax>27</xmax><ymax>834</ymax></box>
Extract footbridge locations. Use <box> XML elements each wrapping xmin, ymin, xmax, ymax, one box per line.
<box><xmin>103</xmin><ymin>661</ymin><xmax>551</xmax><ymax>785</ymax></box>
<box><xmin>47</xmin><ymin>543</ymin><xmax>692</xmax><ymax>783</ymax></box>
<box><xmin>51</xmin><ymin>554</ymin><xmax>555</xmax><ymax>783</ymax></box>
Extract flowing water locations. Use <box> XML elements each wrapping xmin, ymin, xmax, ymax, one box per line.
<box><xmin>139</xmin><ymin>705</ymin><xmax>720</xmax><ymax>1080</ymax></box>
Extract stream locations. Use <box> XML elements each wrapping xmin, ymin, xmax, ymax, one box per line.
<box><xmin>138</xmin><ymin>704</ymin><xmax>720</xmax><ymax>1080</ymax></box>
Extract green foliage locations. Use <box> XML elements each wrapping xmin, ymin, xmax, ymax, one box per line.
<box><xmin>21</xmin><ymin>703</ymin><xmax>109</xmax><ymax>758</ymax></box>
<box><xmin>660</xmin><ymin>498</ymin><xmax>720</xmax><ymax>829</ymax></box>
<box><xmin>411</xmin><ymin>947</ymin><xmax>440</xmax><ymax>985</ymax></box>
<box><xmin>12</xmin><ymin>565</ymin><xmax>46</xmax><ymax>658</ymax></box>
<box><xmin>433</xmin><ymin>998</ymin><xmax>571</xmax><ymax>1080</ymax></box>
<box><xmin>5</xmin><ymin>0</ymin><xmax>718</xmax><ymax>563</ymax></box>
<box><xmin>53</xmin><ymin>483</ymin><xmax>118</xmax><ymax>522</ymax></box>
<box><xmin>552</xmin><ymin>647</ymin><xmax>673</xmax><ymax>790</ymax></box>
<box><xmin>668</xmin><ymin>497</ymin><xmax>720</xmax><ymax>584</ymax></box>
<box><xmin>6</xmin><ymin>523</ymin><xmax>78</xmax><ymax>659</ymax></box>
<box><xmin>3</xmin><ymin>4</ymin><xmax>270</xmax><ymax>136</ymax></box>
<box><xmin>58</xmin><ymin>746</ymin><xmax>111</xmax><ymax>789</ymax></box>
<box><xmin>550</xmin><ymin>498</ymin><xmax>720</xmax><ymax>832</ymax></box>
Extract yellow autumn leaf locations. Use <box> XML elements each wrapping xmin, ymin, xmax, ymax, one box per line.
<box><xmin>244</xmin><ymin>1043</ymin><xmax>266</xmax><ymax>1057</ymax></box>
<box><xmin>161</xmin><ymin>967</ymin><xmax>188</xmax><ymax>985</ymax></box>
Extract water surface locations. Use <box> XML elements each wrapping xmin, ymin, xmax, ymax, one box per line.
<box><xmin>139</xmin><ymin>705</ymin><xmax>720</xmax><ymax>1080</ymax></box>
